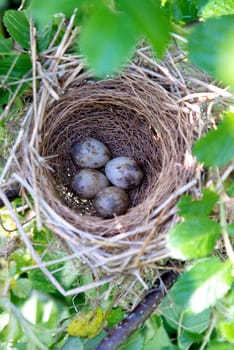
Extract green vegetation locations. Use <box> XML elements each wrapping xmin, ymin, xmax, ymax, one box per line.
<box><xmin>1</xmin><ymin>0</ymin><xmax>234</xmax><ymax>349</ymax></box>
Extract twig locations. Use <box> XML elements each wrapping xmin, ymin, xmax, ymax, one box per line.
<box><xmin>94</xmin><ymin>271</ymin><xmax>179</xmax><ymax>350</ymax></box>
<box><xmin>220</xmin><ymin>198</ymin><xmax>234</xmax><ymax>264</ymax></box>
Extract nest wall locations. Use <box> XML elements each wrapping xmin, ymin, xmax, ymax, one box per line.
<box><xmin>18</xmin><ymin>63</ymin><xmax>201</xmax><ymax>278</ymax></box>
<box><xmin>41</xmin><ymin>74</ymin><xmax>193</xmax><ymax>230</ymax></box>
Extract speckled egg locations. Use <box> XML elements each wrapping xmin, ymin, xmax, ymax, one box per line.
<box><xmin>71</xmin><ymin>138</ymin><xmax>111</xmax><ymax>168</ymax></box>
<box><xmin>105</xmin><ymin>156</ymin><xmax>143</xmax><ymax>190</ymax></box>
<box><xmin>71</xmin><ymin>169</ymin><xmax>110</xmax><ymax>199</ymax></box>
<box><xmin>94</xmin><ymin>186</ymin><xmax>129</xmax><ymax>218</ymax></box>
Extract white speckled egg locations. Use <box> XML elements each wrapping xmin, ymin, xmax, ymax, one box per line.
<box><xmin>71</xmin><ymin>138</ymin><xmax>111</xmax><ymax>168</ymax></box>
<box><xmin>94</xmin><ymin>186</ymin><xmax>129</xmax><ymax>218</ymax></box>
<box><xmin>105</xmin><ymin>156</ymin><xmax>143</xmax><ymax>190</ymax></box>
<box><xmin>71</xmin><ymin>169</ymin><xmax>110</xmax><ymax>199</ymax></box>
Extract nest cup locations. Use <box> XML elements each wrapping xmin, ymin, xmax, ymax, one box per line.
<box><xmin>21</xmin><ymin>67</ymin><xmax>198</xmax><ymax>276</ymax></box>
<box><xmin>41</xmin><ymin>73</ymin><xmax>194</xmax><ymax>237</ymax></box>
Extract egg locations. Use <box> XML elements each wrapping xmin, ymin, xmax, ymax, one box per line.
<box><xmin>94</xmin><ymin>186</ymin><xmax>129</xmax><ymax>218</ymax></box>
<box><xmin>105</xmin><ymin>156</ymin><xmax>143</xmax><ymax>190</ymax></box>
<box><xmin>71</xmin><ymin>169</ymin><xmax>110</xmax><ymax>199</ymax></box>
<box><xmin>71</xmin><ymin>138</ymin><xmax>111</xmax><ymax>168</ymax></box>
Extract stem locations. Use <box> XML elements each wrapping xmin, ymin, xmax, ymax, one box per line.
<box><xmin>219</xmin><ymin>198</ymin><xmax>234</xmax><ymax>264</ymax></box>
<box><xmin>94</xmin><ymin>271</ymin><xmax>178</xmax><ymax>350</ymax></box>
<box><xmin>199</xmin><ymin>312</ymin><xmax>216</xmax><ymax>350</ymax></box>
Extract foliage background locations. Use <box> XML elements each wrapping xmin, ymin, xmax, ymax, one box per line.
<box><xmin>0</xmin><ymin>0</ymin><xmax>234</xmax><ymax>349</ymax></box>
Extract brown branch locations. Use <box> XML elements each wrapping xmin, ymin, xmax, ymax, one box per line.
<box><xmin>95</xmin><ymin>270</ymin><xmax>179</xmax><ymax>350</ymax></box>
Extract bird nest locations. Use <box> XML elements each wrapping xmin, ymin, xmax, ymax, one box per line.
<box><xmin>2</xmin><ymin>20</ymin><xmax>228</xmax><ymax>298</ymax></box>
<box><xmin>40</xmin><ymin>74</ymin><xmax>194</xmax><ymax>232</ymax></box>
<box><xmin>17</xmin><ymin>63</ymin><xmax>200</xmax><ymax>288</ymax></box>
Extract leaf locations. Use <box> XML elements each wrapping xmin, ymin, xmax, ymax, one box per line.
<box><xmin>3</xmin><ymin>10</ymin><xmax>30</xmax><ymax>50</ymax></box>
<box><xmin>225</xmin><ymin>180</ymin><xmax>234</xmax><ymax>197</ymax></box>
<box><xmin>188</xmin><ymin>15</ymin><xmax>234</xmax><ymax>89</ymax></box>
<box><xmin>118</xmin><ymin>331</ymin><xmax>144</xmax><ymax>350</ymax></box>
<box><xmin>193</xmin><ymin>112</ymin><xmax>234</xmax><ymax>167</ymax></box>
<box><xmin>178</xmin><ymin>330</ymin><xmax>203</xmax><ymax>350</ymax></box>
<box><xmin>0</xmin><ymin>36</ymin><xmax>12</xmax><ymax>53</ymax></box>
<box><xmin>83</xmin><ymin>331</ymin><xmax>106</xmax><ymax>350</ymax></box>
<box><xmin>160</xmin><ymin>295</ymin><xmax>211</xmax><ymax>333</ymax></box>
<box><xmin>217</xmin><ymin>319</ymin><xmax>234</xmax><ymax>343</ymax></box>
<box><xmin>170</xmin><ymin>0</ymin><xmax>198</xmax><ymax>24</ymax></box>
<box><xmin>0</xmin><ymin>313</ymin><xmax>22</xmax><ymax>343</ymax></box>
<box><xmin>143</xmin><ymin>317</ymin><xmax>173</xmax><ymax>350</ymax></box>
<box><xmin>79</xmin><ymin>4</ymin><xmax>139</xmax><ymax>76</ymax></box>
<box><xmin>227</xmin><ymin>223</ymin><xmax>234</xmax><ymax>236</ymax></box>
<box><xmin>67</xmin><ymin>308</ymin><xmax>106</xmax><ymax>338</ymax></box>
<box><xmin>59</xmin><ymin>336</ymin><xmax>84</xmax><ymax>350</ymax></box>
<box><xmin>37</xmin><ymin>26</ymin><xmax>52</xmax><ymax>52</ymax></box>
<box><xmin>206</xmin><ymin>342</ymin><xmax>234</xmax><ymax>350</ymax></box>
<box><xmin>28</xmin><ymin>269</ymin><xmax>58</xmax><ymax>294</ymax></box>
<box><xmin>106</xmin><ymin>307</ymin><xmax>125</xmax><ymax>327</ymax></box>
<box><xmin>30</xmin><ymin>0</ymin><xmax>79</xmax><ymax>26</ymax></box>
<box><xmin>170</xmin><ymin>257</ymin><xmax>233</xmax><ymax>313</ymax></box>
<box><xmin>167</xmin><ymin>216</ymin><xmax>220</xmax><ymax>260</ymax></box>
<box><xmin>117</xmin><ymin>0</ymin><xmax>172</xmax><ymax>57</ymax></box>
<box><xmin>200</xmin><ymin>0</ymin><xmax>234</xmax><ymax>19</ymax></box>
<box><xmin>0</xmin><ymin>53</ymin><xmax>32</xmax><ymax>81</ymax></box>
<box><xmin>11</xmin><ymin>278</ymin><xmax>32</xmax><ymax>299</ymax></box>
<box><xmin>178</xmin><ymin>188</ymin><xmax>219</xmax><ymax>218</ymax></box>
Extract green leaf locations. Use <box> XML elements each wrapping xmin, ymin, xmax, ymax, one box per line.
<box><xmin>0</xmin><ymin>313</ymin><xmax>22</xmax><ymax>343</ymax></box>
<box><xmin>11</xmin><ymin>278</ymin><xmax>32</xmax><ymax>299</ymax></box>
<box><xmin>217</xmin><ymin>319</ymin><xmax>234</xmax><ymax>343</ymax></box>
<box><xmin>144</xmin><ymin>317</ymin><xmax>173</xmax><ymax>350</ymax></box>
<box><xmin>28</xmin><ymin>269</ymin><xmax>58</xmax><ymax>295</ymax></box>
<box><xmin>193</xmin><ymin>112</ymin><xmax>234</xmax><ymax>167</ymax></box>
<box><xmin>106</xmin><ymin>307</ymin><xmax>125</xmax><ymax>327</ymax></box>
<box><xmin>59</xmin><ymin>336</ymin><xmax>84</xmax><ymax>350</ymax></box>
<box><xmin>170</xmin><ymin>0</ymin><xmax>198</xmax><ymax>24</ymax></box>
<box><xmin>188</xmin><ymin>15</ymin><xmax>234</xmax><ymax>89</ymax></box>
<box><xmin>117</xmin><ymin>0</ymin><xmax>172</xmax><ymax>56</ymax></box>
<box><xmin>3</xmin><ymin>10</ymin><xmax>30</xmax><ymax>50</ymax></box>
<box><xmin>227</xmin><ymin>223</ymin><xmax>234</xmax><ymax>236</ymax></box>
<box><xmin>79</xmin><ymin>4</ymin><xmax>139</xmax><ymax>76</ymax></box>
<box><xmin>167</xmin><ymin>216</ymin><xmax>220</xmax><ymax>260</ymax></box>
<box><xmin>200</xmin><ymin>0</ymin><xmax>234</xmax><ymax>19</ymax></box>
<box><xmin>30</xmin><ymin>0</ymin><xmax>80</xmax><ymax>26</ymax></box>
<box><xmin>226</xmin><ymin>180</ymin><xmax>234</xmax><ymax>197</ymax></box>
<box><xmin>83</xmin><ymin>331</ymin><xmax>106</xmax><ymax>350</ymax></box>
<box><xmin>37</xmin><ymin>26</ymin><xmax>52</xmax><ymax>52</ymax></box>
<box><xmin>206</xmin><ymin>342</ymin><xmax>234</xmax><ymax>350</ymax></box>
<box><xmin>178</xmin><ymin>188</ymin><xmax>219</xmax><ymax>218</ymax></box>
<box><xmin>0</xmin><ymin>36</ymin><xmax>12</xmax><ymax>53</ymax></box>
<box><xmin>118</xmin><ymin>331</ymin><xmax>144</xmax><ymax>350</ymax></box>
<box><xmin>0</xmin><ymin>53</ymin><xmax>32</xmax><ymax>80</ymax></box>
<box><xmin>178</xmin><ymin>330</ymin><xmax>203</xmax><ymax>350</ymax></box>
<box><xmin>160</xmin><ymin>295</ymin><xmax>211</xmax><ymax>333</ymax></box>
<box><xmin>170</xmin><ymin>257</ymin><xmax>233</xmax><ymax>313</ymax></box>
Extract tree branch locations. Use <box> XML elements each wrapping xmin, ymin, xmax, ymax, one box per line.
<box><xmin>95</xmin><ymin>270</ymin><xmax>179</xmax><ymax>350</ymax></box>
